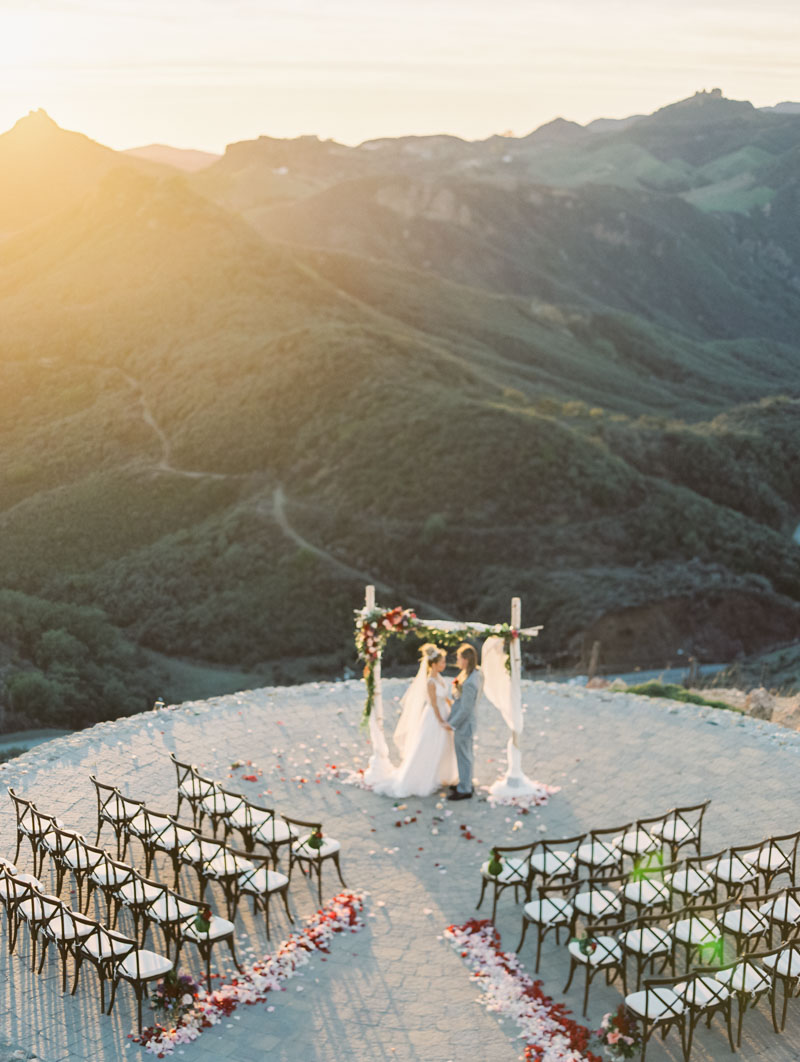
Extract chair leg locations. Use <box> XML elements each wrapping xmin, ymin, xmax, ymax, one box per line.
<box><xmin>582</xmin><ymin>966</ymin><xmax>591</xmax><ymax>1018</ymax></box>
<box><xmin>333</xmin><ymin>852</ymin><xmax>347</xmax><ymax>889</ymax></box>
<box><xmin>227</xmin><ymin>936</ymin><xmax>242</xmax><ymax>973</ymax></box>
<box><xmin>535</xmin><ymin>929</ymin><xmax>543</xmax><ymax>973</ymax></box>
<box><xmin>563</xmin><ymin>958</ymin><xmax>577</xmax><ymax>994</ymax></box>
<box><xmin>281</xmin><ymin>887</ymin><xmax>294</xmax><ymax>924</ymax></box>
<box><xmin>476</xmin><ymin>879</ymin><xmax>487</xmax><ymax>911</ymax></box>
<box><xmin>516</xmin><ymin>918</ymin><xmax>528</xmax><ymax>953</ymax></box>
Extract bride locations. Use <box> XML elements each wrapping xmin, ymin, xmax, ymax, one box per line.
<box><xmin>373</xmin><ymin>643</ymin><xmax>458</xmax><ymax>798</ymax></box>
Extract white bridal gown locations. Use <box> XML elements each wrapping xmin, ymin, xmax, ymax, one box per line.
<box><xmin>374</xmin><ymin>673</ymin><xmax>458</xmax><ymax>798</ymax></box>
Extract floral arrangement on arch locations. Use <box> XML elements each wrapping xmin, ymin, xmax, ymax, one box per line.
<box><xmin>354</xmin><ymin>605</ymin><xmax>417</xmax><ymax>718</ymax></box>
<box><xmin>594</xmin><ymin>1005</ymin><xmax>642</xmax><ymax>1058</ymax></box>
<box><xmin>354</xmin><ymin>604</ymin><xmax>534</xmax><ymax>719</ymax></box>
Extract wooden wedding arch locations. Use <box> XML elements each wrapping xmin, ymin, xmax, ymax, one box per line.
<box><xmin>354</xmin><ymin>585</ymin><xmax>543</xmax><ymax>798</ymax></box>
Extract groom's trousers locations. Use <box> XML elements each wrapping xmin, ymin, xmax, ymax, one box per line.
<box><xmin>453</xmin><ymin>722</ymin><xmax>474</xmax><ymax>794</ymax></box>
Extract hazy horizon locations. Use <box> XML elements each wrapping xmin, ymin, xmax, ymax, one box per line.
<box><xmin>2</xmin><ymin>0</ymin><xmax>800</xmax><ymax>153</ymax></box>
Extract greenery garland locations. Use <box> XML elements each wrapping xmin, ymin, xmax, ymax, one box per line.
<box><xmin>354</xmin><ymin>605</ymin><xmax>535</xmax><ymax>719</ymax></box>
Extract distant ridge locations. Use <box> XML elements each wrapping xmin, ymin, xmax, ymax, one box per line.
<box><xmin>125</xmin><ymin>143</ymin><xmax>221</xmax><ymax>172</ymax></box>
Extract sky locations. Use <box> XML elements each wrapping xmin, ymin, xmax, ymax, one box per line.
<box><xmin>1</xmin><ymin>0</ymin><xmax>799</xmax><ymax>153</ymax></box>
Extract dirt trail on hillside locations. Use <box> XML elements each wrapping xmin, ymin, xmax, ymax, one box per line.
<box><xmin>270</xmin><ymin>486</ymin><xmax>456</xmax><ymax>619</ymax></box>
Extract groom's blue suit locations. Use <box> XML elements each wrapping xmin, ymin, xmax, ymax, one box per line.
<box><xmin>448</xmin><ymin>669</ymin><xmax>482</xmax><ymax>794</ymax></box>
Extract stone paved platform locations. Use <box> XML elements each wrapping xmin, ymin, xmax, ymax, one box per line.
<box><xmin>0</xmin><ymin>679</ymin><xmax>799</xmax><ymax>1062</ymax></box>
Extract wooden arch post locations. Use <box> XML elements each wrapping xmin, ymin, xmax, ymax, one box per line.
<box><xmin>362</xmin><ymin>585</ymin><xmax>394</xmax><ymax>785</ymax></box>
<box><xmin>488</xmin><ymin>596</ymin><xmax>540</xmax><ymax>798</ymax></box>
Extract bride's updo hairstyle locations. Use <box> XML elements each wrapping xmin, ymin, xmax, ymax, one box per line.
<box><xmin>420</xmin><ymin>642</ymin><xmax>446</xmax><ymax>673</ymax></box>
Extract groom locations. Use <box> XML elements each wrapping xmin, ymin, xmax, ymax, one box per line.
<box><xmin>445</xmin><ymin>643</ymin><xmax>482</xmax><ymax>801</ymax></box>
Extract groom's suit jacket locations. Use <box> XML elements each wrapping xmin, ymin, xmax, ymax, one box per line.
<box><xmin>448</xmin><ymin>669</ymin><xmax>482</xmax><ymax>732</ymax></box>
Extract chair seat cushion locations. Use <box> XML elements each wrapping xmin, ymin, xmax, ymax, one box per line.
<box><xmin>625</xmin><ymin>987</ymin><xmax>684</xmax><ymax>1020</ymax></box>
<box><xmin>652</xmin><ymin>819</ymin><xmax>696</xmax><ymax>845</ymax></box>
<box><xmin>118</xmin><ymin>948</ymin><xmax>173</xmax><ymax>981</ymax></box>
<box><xmin>45</xmin><ymin>913</ymin><xmax>95</xmax><ymax>941</ymax></box>
<box><xmin>479</xmin><ymin>856</ymin><xmax>529</xmax><ymax>885</ymax></box>
<box><xmin>676</xmin><ymin>975</ymin><xmax>730</xmax><ymax>1007</ymax></box>
<box><xmin>616</xmin><ymin>829</ymin><xmax>659</xmax><ymax>856</ymax></box>
<box><xmin>761</xmin><ymin>948</ymin><xmax>800</xmax><ymax>979</ymax></box>
<box><xmin>254</xmin><ymin>819</ymin><xmax>295</xmax><ymax>845</ymax></box>
<box><xmin>621</xmin><ymin>927</ymin><xmax>672</xmax><ymax>956</ymax></box>
<box><xmin>530</xmin><ymin>850</ymin><xmax>575</xmax><ymax>877</ymax></box>
<box><xmin>83</xmin><ymin>933</ymin><xmax>133</xmax><ymax>961</ymax></box>
<box><xmin>294</xmin><ymin>836</ymin><xmax>341</xmax><ymax>859</ymax></box>
<box><xmin>709</xmin><ymin>857</ymin><xmax>757</xmax><ymax>885</ymax></box>
<box><xmin>117</xmin><ymin>880</ymin><xmax>162</xmax><ymax>906</ymax></box>
<box><xmin>574</xmin><ymin>888</ymin><xmax>621</xmax><ymax>919</ymax></box>
<box><xmin>523</xmin><ymin>898</ymin><xmax>573</xmax><ymax>925</ymax></box>
<box><xmin>718</xmin><ymin>907</ymin><xmax>769</xmax><ymax>937</ymax></box>
<box><xmin>181</xmin><ymin>914</ymin><xmax>235</xmax><ymax>941</ymax></box>
<box><xmin>146</xmin><ymin>894</ymin><xmax>199</xmax><ymax>925</ymax></box>
<box><xmin>671</xmin><ymin>916</ymin><xmax>719</xmax><ymax>945</ymax></box>
<box><xmin>715</xmin><ymin>962</ymin><xmax>772</xmax><ymax>995</ymax></box>
<box><xmin>238</xmin><ymin>868</ymin><xmax>290</xmax><ymax>895</ymax></box>
<box><xmin>228</xmin><ymin>805</ymin><xmax>273</xmax><ymax>829</ymax></box>
<box><xmin>203</xmin><ymin>854</ymin><xmax>254</xmax><ymax>879</ymax></box>
<box><xmin>90</xmin><ymin>863</ymin><xmax>132</xmax><ymax>887</ymax></box>
<box><xmin>576</xmin><ymin>841</ymin><xmax>620</xmax><ymax>868</ymax></box>
<box><xmin>623</xmin><ymin>879</ymin><xmax>670</xmax><ymax>907</ymax></box>
<box><xmin>60</xmin><ymin>844</ymin><xmax>102</xmax><ymax>872</ymax></box>
<box><xmin>667</xmin><ymin>868</ymin><xmax>714</xmax><ymax>896</ymax></box>
<box><xmin>567</xmin><ymin>935</ymin><xmax>621</xmax><ymax>966</ymax></box>
<box><xmin>760</xmin><ymin>894</ymin><xmax>800</xmax><ymax>925</ymax></box>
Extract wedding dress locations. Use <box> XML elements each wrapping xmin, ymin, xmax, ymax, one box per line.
<box><xmin>373</xmin><ymin>670</ymin><xmax>458</xmax><ymax>798</ymax></box>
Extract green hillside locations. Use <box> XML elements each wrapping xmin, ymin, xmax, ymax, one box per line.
<box><xmin>1</xmin><ymin>105</ymin><xmax>799</xmax><ymax>730</ymax></box>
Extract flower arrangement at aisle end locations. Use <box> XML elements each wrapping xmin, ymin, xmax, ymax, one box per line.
<box><xmin>594</xmin><ymin>1005</ymin><xmax>642</xmax><ymax>1059</ymax></box>
<box><xmin>354</xmin><ymin>605</ymin><xmax>417</xmax><ymax>718</ymax></box>
<box><xmin>150</xmin><ymin>969</ymin><xmax>201</xmax><ymax>1027</ymax></box>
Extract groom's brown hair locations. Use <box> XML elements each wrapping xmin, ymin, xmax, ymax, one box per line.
<box><xmin>456</xmin><ymin>643</ymin><xmax>477</xmax><ymax>675</ymax></box>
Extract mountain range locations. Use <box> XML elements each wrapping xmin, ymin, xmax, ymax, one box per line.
<box><xmin>1</xmin><ymin>91</ymin><xmax>799</xmax><ymax>731</ymax></box>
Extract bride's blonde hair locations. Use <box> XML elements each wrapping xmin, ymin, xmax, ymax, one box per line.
<box><xmin>419</xmin><ymin>642</ymin><xmax>446</xmax><ymax>673</ymax></box>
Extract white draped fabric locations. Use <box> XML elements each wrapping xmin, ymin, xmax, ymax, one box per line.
<box><xmin>481</xmin><ymin>635</ymin><xmax>523</xmax><ymax>732</ymax></box>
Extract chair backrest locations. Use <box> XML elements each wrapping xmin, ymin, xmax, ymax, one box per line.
<box><xmin>200</xmin><ymin>781</ymin><xmax>244</xmax><ymax>817</ymax></box>
<box><xmin>677</xmin><ymin>968</ymin><xmax>731</xmax><ymax>1010</ymax></box>
<box><xmin>82</xmin><ymin>921</ymin><xmax>137</xmax><ymax>967</ymax></box>
<box><xmin>747</xmin><ymin>831</ymin><xmax>800</xmax><ymax>881</ymax></box>
<box><xmin>532</xmin><ymin>832</ymin><xmax>586</xmax><ymax>877</ymax></box>
<box><xmin>170</xmin><ymin>753</ymin><xmax>213</xmax><ymax>799</ymax></box>
<box><xmin>29</xmin><ymin>806</ymin><xmax>59</xmax><ymax>854</ymax></box>
<box><xmin>7</xmin><ymin>787</ymin><xmax>37</xmax><ymax>834</ymax></box>
<box><xmin>0</xmin><ymin>866</ymin><xmax>34</xmax><ymax>905</ymax></box>
<box><xmin>590</xmin><ymin>822</ymin><xmax>631</xmax><ymax>844</ymax></box>
<box><xmin>489</xmin><ymin>842</ymin><xmax>535</xmax><ymax>884</ymax></box>
<box><xmin>658</xmin><ymin>800</ymin><xmax>710</xmax><ymax>846</ymax></box>
<box><xmin>576</xmin><ymin>918</ymin><xmax>626</xmax><ymax>964</ymax></box>
<box><xmin>628</xmin><ymin>854</ymin><xmax>679</xmax><ymax>885</ymax></box>
<box><xmin>706</xmin><ymin>840</ymin><xmax>762</xmax><ymax>881</ymax></box>
<box><xmin>90</xmin><ymin>775</ymin><xmax>128</xmax><ymax>825</ymax></box>
<box><xmin>641</xmin><ymin>973</ymin><xmax>694</xmax><ymax>1020</ymax></box>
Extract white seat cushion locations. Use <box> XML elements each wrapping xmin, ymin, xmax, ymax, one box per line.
<box><xmin>60</xmin><ymin>843</ymin><xmax>102</xmax><ymax>872</ymax></box>
<box><xmin>577</xmin><ymin>841</ymin><xmax>620</xmax><ymax>868</ymax></box>
<box><xmin>0</xmin><ymin>873</ymin><xmax>42</xmax><ymax>901</ymax></box>
<box><xmin>761</xmin><ymin>949</ymin><xmax>800</xmax><ymax>979</ymax></box>
<box><xmin>295</xmin><ymin>836</ymin><xmax>341</xmax><ymax>859</ymax></box>
<box><xmin>523</xmin><ymin>897</ymin><xmax>573</xmax><ymax>925</ymax></box>
<box><xmin>616</xmin><ymin>830</ymin><xmax>659</xmax><ymax>856</ymax></box>
<box><xmin>530</xmin><ymin>850</ymin><xmax>576</xmax><ymax>877</ymax></box>
<box><xmin>83</xmin><ymin>933</ymin><xmax>133</xmax><ymax>961</ymax></box>
<box><xmin>743</xmin><ymin>848</ymin><xmax>790</xmax><ymax>873</ymax></box>
<box><xmin>716</xmin><ymin>962</ymin><xmax>772</xmax><ymax>995</ymax></box>
<box><xmin>676</xmin><ymin>975</ymin><xmax>730</xmax><ymax>1008</ymax></box>
<box><xmin>567</xmin><ymin>935</ymin><xmax>621</xmax><ymax>966</ymax></box>
<box><xmin>653</xmin><ymin>819</ymin><xmax>696</xmax><ymax>845</ymax></box>
<box><xmin>146</xmin><ymin>894</ymin><xmax>198</xmax><ymax>925</ymax></box>
<box><xmin>574</xmin><ymin>888</ymin><xmax>621</xmax><ymax>919</ymax></box>
<box><xmin>760</xmin><ymin>894</ymin><xmax>800</xmax><ymax>925</ymax></box>
<box><xmin>117</xmin><ymin>880</ymin><xmax>162</xmax><ymax>906</ymax></box>
<box><xmin>480</xmin><ymin>857</ymin><xmax>529</xmax><ymax>884</ymax></box>
<box><xmin>181</xmin><ymin>914</ymin><xmax>235</xmax><ymax>941</ymax></box>
<box><xmin>671</xmin><ymin>916</ymin><xmax>719</xmax><ymax>946</ymax></box>
<box><xmin>718</xmin><ymin>907</ymin><xmax>769</xmax><ymax>937</ymax></box>
<box><xmin>625</xmin><ymin>987</ymin><xmax>684</xmax><ymax>1020</ymax></box>
<box><xmin>45</xmin><ymin>913</ymin><xmax>95</xmax><ymax>941</ymax></box>
<box><xmin>90</xmin><ymin>863</ymin><xmax>131</xmax><ymax>887</ymax></box>
<box><xmin>709</xmin><ymin>856</ymin><xmax>757</xmax><ymax>885</ymax></box>
<box><xmin>254</xmin><ymin>819</ymin><xmax>295</xmax><ymax>845</ymax></box>
<box><xmin>623</xmin><ymin>879</ymin><xmax>670</xmax><ymax>907</ymax></box>
<box><xmin>203</xmin><ymin>853</ymin><xmax>254</xmax><ymax>878</ymax></box>
<box><xmin>118</xmin><ymin>948</ymin><xmax>173</xmax><ymax>981</ymax></box>
<box><xmin>238</xmin><ymin>868</ymin><xmax>290</xmax><ymax>895</ymax></box>
<box><xmin>621</xmin><ymin>926</ymin><xmax>672</xmax><ymax>956</ymax></box>
<box><xmin>18</xmin><ymin>894</ymin><xmax>58</xmax><ymax>922</ymax></box>
<box><xmin>667</xmin><ymin>868</ymin><xmax>714</xmax><ymax>895</ymax></box>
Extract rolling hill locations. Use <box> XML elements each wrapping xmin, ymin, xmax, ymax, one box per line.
<box><xmin>1</xmin><ymin>100</ymin><xmax>799</xmax><ymax>730</ymax></box>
